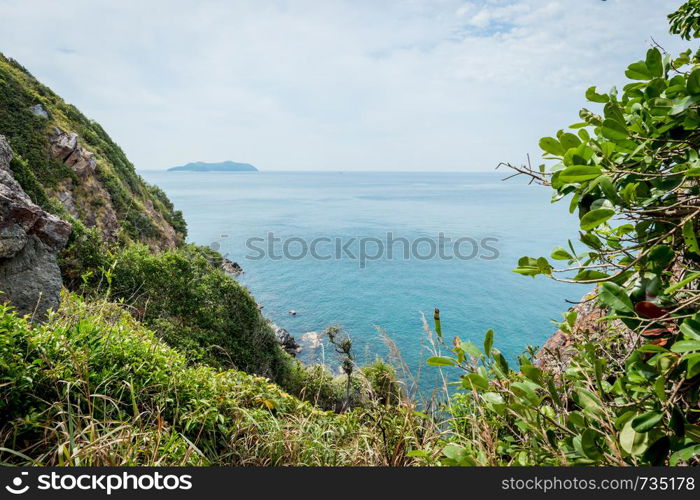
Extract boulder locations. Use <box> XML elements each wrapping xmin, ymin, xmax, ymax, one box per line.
<box><xmin>0</xmin><ymin>135</ymin><xmax>71</xmax><ymax>318</ymax></box>
<box><xmin>271</xmin><ymin>323</ymin><xmax>301</xmax><ymax>355</ymax></box>
<box><xmin>222</xmin><ymin>258</ymin><xmax>243</xmax><ymax>275</ymax></box>
<box><xmin>49</xmin><ymin>128</ymin><xmax>96</xmax><ymax>177</ymax></box>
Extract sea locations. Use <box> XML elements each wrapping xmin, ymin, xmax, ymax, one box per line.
<box><xmin>140</xmin><ymin>170</ymin><xmax>587</xmax><ymax>392</ymax></box>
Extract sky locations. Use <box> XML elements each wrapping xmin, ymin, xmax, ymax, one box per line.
<box><xmin>0</xmin><ymin>0</ymin><xmax>691</xmax><ymax>171</ymax></box>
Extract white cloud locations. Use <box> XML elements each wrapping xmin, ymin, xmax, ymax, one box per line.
<box><xmin>0</xmin><ymin>0</ymin><xmax>690</xmax><ymax>171</ymax></box>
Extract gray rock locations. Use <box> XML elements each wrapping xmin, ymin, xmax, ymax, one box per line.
<box><xmin>49</xmin><ymin>127</ymin><xmax>96</xmax><ymax>177</ymax></box>
<box><xmin>271</xmin><ymin>323</ymin><xmax>301</xmax><ymax>355</ymax></box>
<box><xmin>222</xmin><ymin>258</ymin><xmax>243</xmax><ymax>275</ymax></box>
<box><xmin>0</xmin><ymin>135</ymin><xmax>71</xmax><ymax>319</ymax></box>
<box><xmin>29</xmin><ymin>104</ymin><xmax>49</xmax><ymax>118</ymax></box>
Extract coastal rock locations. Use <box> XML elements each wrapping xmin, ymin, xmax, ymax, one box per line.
<box><xmin>222</xmin><ymin>258</ymin><xmax>243</xmax><ymax>275</ymax></box>
<box><xmin>536</xmin><ymin>291</ymin><xmax>634</xmax><ymax>374</ymax></box>
<box><xmin>271</xmin><ymin>323</ymin><xmax>301</xmax><ymax>355</ymax></box>
<box><xmin>0</xmin><ymin>135</ymin><xmax>71</xmax><ymax>318</ymax></box>
<box><xmin>50</xmin><ymin>127</ymin><xmax>96</xmax><ymax>177</ymax></box>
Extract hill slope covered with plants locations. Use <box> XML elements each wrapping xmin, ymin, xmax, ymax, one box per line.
<box><xmin>1</xmin><ymin>1</ymin><xmax>699</xmax><ymax>467</ymax></box>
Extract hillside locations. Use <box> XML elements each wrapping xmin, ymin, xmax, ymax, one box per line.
<box><xmin>168</xmin><ymin>160</ymin><xmax>258</xmax><ymax>172</ymax></box>
<box><xmin>0</xmin><ymin>53</ymin><xmax>185</xmax><ymax>249</ymax></box>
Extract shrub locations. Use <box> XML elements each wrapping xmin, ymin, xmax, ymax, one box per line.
<box><xmin>84</xmin><ymin>243</ymin><xmax>290</xmax><ymax>381</ymax></box>
<box><xmin>424</xmin><ymin>2</ymin><xmax>700</xmax><ymax>466</ymax></box>
<box><xmin>0</xmin><ymin>294</ymin><xmax>425</xmax><ymax>465</ymax></box>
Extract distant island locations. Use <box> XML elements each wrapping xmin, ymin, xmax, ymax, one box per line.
<box><xmin>168</xmin><ymin>161</ymin><xmax>258</xmax><ymax>172</ymax></box>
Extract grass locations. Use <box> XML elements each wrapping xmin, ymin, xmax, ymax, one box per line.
<box><xmin>0</xmin><ymin>292</ymin><xmax>436</xmax><ymax>466</ymax></box>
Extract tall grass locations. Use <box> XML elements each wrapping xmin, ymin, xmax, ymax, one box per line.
<box><xmin>0</xmin><ymin>293</ymin><xmax>438</xmax><ymax>466</ymax></box>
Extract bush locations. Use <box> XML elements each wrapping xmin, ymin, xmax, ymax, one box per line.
<box><xmin>0</xmin><ymin>294</ymin><xmax>424</xmax><ymax>465</ymax></box>
<box><xmin>82</xmin><ymin>243</ymin><xmax>290</xmax><ymax>381</ymax></box>
<box><xmin>423</xmin><ymin>3</ymin><xmax>700</xmax><ymax>466</ymax></box>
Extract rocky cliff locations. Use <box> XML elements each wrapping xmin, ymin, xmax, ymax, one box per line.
<box><xmin>0</xmin><ymin>53</ymin><xmax>186</xmax><ymax>250</ymax></box>
<box><xmin>0</xmin><ymin>135</ymin><xmax>70</xmax><ymax>317</ymax></box>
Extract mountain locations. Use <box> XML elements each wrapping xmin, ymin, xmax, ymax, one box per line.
<box><xmin>0</xmin><ymin>53</ymin><xmax>186</xmax><ymax>250</ymax></box>
<box><xmin>168</xmin><ymin>161</ymin><xmax>258</xmax><ymax>172</ymax></box>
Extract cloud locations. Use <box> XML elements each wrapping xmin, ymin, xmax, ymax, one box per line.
<box><xmin>0</xmin><ymin>0</ymin><xmax>690</xmax><ymax>171</ymax></box>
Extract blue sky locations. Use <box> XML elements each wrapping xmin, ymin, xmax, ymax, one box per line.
<box><xmin>0</xmin><ymin>0</ymin><xmax>691</xmax><ymax>171</ymax></box>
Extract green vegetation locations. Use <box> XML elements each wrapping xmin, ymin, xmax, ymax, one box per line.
<box><xmin>89</xmin><ymin>243</ymin><xmax>288</xmax><ymax>379</ymax></box>
<box><xmin>420</xmin><ymin>2</ymin><xmax>700</xmax><ymax>466</ymax></box>
<box><xmin>0</xmin><ymin>294</ymin><xmax>428</xmax><ymax>466</ymax></box>
<box><xmin>1</xmin><ymin>1</ymin><xmax>699</xmax><ymax>468</ymax></box>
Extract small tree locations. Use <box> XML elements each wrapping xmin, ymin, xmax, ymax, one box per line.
<box><xmin>325</xmin><ymin>325</ymin><xmax>354</xmax><ymax>411</ymax></box>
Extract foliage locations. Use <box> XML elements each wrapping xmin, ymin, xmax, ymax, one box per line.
<box><xmin>670</xmin><ymin>0</ymin><xmax>700</xmax><ymax>40</ymax></box>
<box><xmin>426</xmin><ymin>3</ymin><xmax>700</xmax><ymax>466</ymax></box>
<box><xmin>81</xmin><ymin>243</ymin><xmax>289</xmax><ymax>381</ymax></box>
<box><xmin>281</xmin><ymin>358</ymin><xmax>403</xmax><ymax>412</ymax></box>
<box><xmin>325</xmin><ymin>325</ymin><xmax>355</xmax><ymax>411</ymax></box>
<box><xmin>0</xmin><ymin>294</ymin><xmax>428</xmax><ymax>465</ymax></box>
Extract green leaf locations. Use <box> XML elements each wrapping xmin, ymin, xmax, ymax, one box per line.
<box><xmin>599</xmin><ymin>282</ymin><xmax>634</xmax><ymax>313</ymax></box>
<box><xmin>670</xmin><ymin>444</ymin><xmax>700</xmax><ymax>465</ymax></box>
<box><xmin>620</xmin><ymin>420</ymin><xmax>650</xmax><ymax>456</ymax></box>
<box><xmin>625</xmin><ymin>61</ymin><xmax>652</xmax><ymax>81</ymax></box>
<box><xmin>559</xmin><ymin>165</ymin><xmax>602</xmax><ymax>183</ymax></box>
<box><xmin>688</xmin><ymin>68</ymin><xmax>700</xmax><ymax>95</ymax></box>
<box><xmin>576</xmin><ymin>388</ymin><xmax>604</xmax><ymax>416</ymax></box>
<box><xmin>559</xmin><ymin>132</ymin><xmax>581</xmax><ymax>150</ymax></box>
<box><xmin>671</xmin><ymin>95</ymin><xmax>700</xmax><ymax>115</ymax></box>
<box><xmin>642</xmin><ymin>436</ymin><xmax>670</xmax><ymax>466</ymax></box>
<box><xmin>462</xmin><ymin>372</ymin><xmax>489</xmax><ymax>391</ymax></box>
<box><xmin>680</xmin><ymin>319</ymin><xmax>700</xmax><ymax>340</ymax></box>
<box><xmin>481</xmin><ymin>392</ymin><xmax>505</xmax><ymax>406</ymax></box>
<box><xmin>671</xmin><ymin>340</ymin><xmax>700</xmax><ymax>353</ymax></box>
<box><xmin>483</xmin><ymin>329</ymin><xmax>494</xmax><ymax>357</ymax></box>
<box><xmin>550</xmin><ymin>246</ymin><xmax>573</xmax><ymax>260</ymax></box>
<box><xmin>598</xmin><ymin>175</ymin><xmax>621</xmax><ymax>203</ymax></box>
<box><xmin>459</xmin><ymin>341</ymin><xmax>482</xmax><ymax>359</ymax></box>
<box><xmin>632</xmin><ymin>411</ymin><xmax>663</xmax><ymax>433</ymax></box>
<box><xmin>580</xmin><ymin>208</ymin><xmax>615</xmax><ymax>231</ymax></box>
<box><xmin>539</xmin><ymin>137</ymin><xmax>565</xmax><ymax>156</ymax></box>
<box><xmin>581</xmin><ymin>429</ymin><xmax>604</xmax><ymax>460</ymax></box>
<box><xmin>426</xmin><ymin>356</ymin><xmax>455</xmax><ymax>367</ymax></box>
<box><xmin>664</xmin><ymin>271</ymin><xmax>700</xmax><ymax>295</ymax></box>
<box><xmin>683</xmin><ymin>220</ymin><xmax>700</xmax><ymax>255</ymax></box>
<box><xmin>645</xmin><ymin>48</ymin><xmax>663</xmax><ymax>78</ymax></box>
<box><xmin>601</xmin><ymin>119</ymin><xmax>628</xmax><ymax>141</ymax></box>
<box><xmin>573</xmin><ymin>270</ymin><xmax>609</xmax><ymax>281</ymax></box>
<box><xmin>511</xmin><ymin>381</ymin><xmax>540</xmax><ymax>405</ymax></box>
<box><xmin>684</xmin><ymin>353</ymin><xmax>700</xmax><ymax>378</ymax></box>
<box><xmin>685</xmin><ymin>424</ymin><xmax>700</xmax><ymax>443</ymax></box>
<box><xmin>585</xmin><ymin>86</ymin><xmax>609</xmax><ymax>103</ymax></box>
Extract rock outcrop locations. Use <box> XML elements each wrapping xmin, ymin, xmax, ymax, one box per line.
<box><xmin>0</xmin><ymin>135</ymin><xmax>71</xmax><ymax>318</ymax></box>
<box><xmin>536</xmin><ymin>291</ymin><xmax>634</xmax><ymax>374</ymax></box>
<box><xmin>222</xmin><ymin>258</ymin><xmax>243</xmax><ymax>276</ymax></box>
<box><xmin>271</xmin><ymin>323</ymin><xmax>301</xmax><ymax>355</ymax></box>
<box><xmin>49</xmin><ymin>127</ymin><xmax>97</xmax><ymax>178</ymax></box>
<box><xmin>46</xmin><ymin>127</ymin><xmax>178</xmax><ymax>249</ymax></box>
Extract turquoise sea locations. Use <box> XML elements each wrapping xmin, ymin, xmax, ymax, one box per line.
<box><xmin>140</xmin><ymin>170</ymin><xmax>586</xmax><ymax>390</ymax></box>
